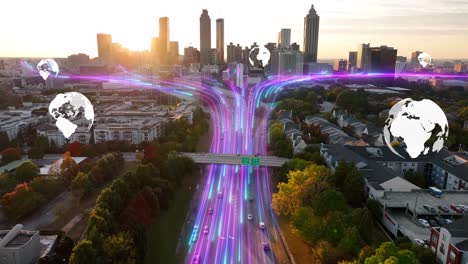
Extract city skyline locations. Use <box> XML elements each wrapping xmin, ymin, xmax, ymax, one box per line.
<box><xmin>1</xmin><ymin>0</ymin><xmax>468</xmax><ymax>59</ymax></box>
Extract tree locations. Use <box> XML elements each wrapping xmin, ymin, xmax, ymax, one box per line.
<box><xmin>66</xmin><ymin>141</ymin><xmax>82</xmax><ymax>156</ymax></box>
<box><xmin>333</xmin><ymin>160</ymin><xmax>350</xmax><ymax>190</ymax></box>
<box><xmin>30</xmin><ymin>177</ymin><xmax>63</xmax><ymax>199</ymax></box>
<box><xmin>367</xmin><ymin>199</ymin><xmax>383</xmax><ymax>221</ymax></box>
<box><xmin>0</xmin><ymin>132</ymin><xmax>10</xmax><ymax>149</ymax></box>
<box><xmin>69</xmin><ymin>240</ymin><xmax>100</xmax><ymax>264</ymax></box>
<box><xmin>0</xmin><ymin>183</ymin><xmax>46</xmax><ymax>219</ymax></box>
<box><xmin>102</xmin><ymin>232</ymin><xmax>137</xmax><ymax>264</ymax></box>
<box><xmin>60</xmin><ymin>152</ymin><xmax>79</xmax><ymax>186</ymax></box>
<box><xmin>272</xmin><ymin>164</ymin><xmax>332</xmax><ymax>216</ymax></box>
<box><xmin>313</xmin><ymin>240</ymin><xmax>341</xmax><ymax>264</ymax></box>
<box><xmin>71</xmin><ymin>172</ymin><xmax>95</xmax><ymax>200</ymax></box>
<box><xmin>364</xmin><ymin>242</ymin><xmax>418</xmax><ymax>264</ymax></box>
<box><xmin>269</xmin><ymin>122</ymin><xmax>284</xmax><ymax>144</ymax></box>
<box><xmin>313</xmin><ymin>189</ymin><xmax>349</xmax><ymax>216</ymax></box>
<box><xmin>273</xmin><ymin>138</ymin><xmax>293</xmax><ymax>158</ymax></box>
<box><xmin>29</xmin><ymin>135</ymin><xmax>49</xmax><ymax>159</ymax></box>
<box><xmin>119</xmin><ymin>187</ymin><xmax>160</xmax><ymax>229</ymax></box>
<box><xmin>1</xmin><ymin>148</ymin><xmax>20</xmax><ymax>164</ymax></box>
<box><xmin>0</xmin><ymin>173</ymin><xmax>16</xmax><ymax>196</ymax></box>
<box><xmin>342</xmin><ymin>165</ymin><xmax>364</xmax><ymax>207</ymax></box>
<box><xmin>336</xmin><ymin>90</ymin><xmax>369</xmax><ymax>113</ymax></box>
<box><xmin>15</xmin><ymin>161</ymin><xmax>39</xmax><ymax>182</ymax></box>
<box><xmin>350</xmin><ymin>208</ymin><xmax>374</xmax><ymax>244</ymax></box>
<box><xmin>291</xmin><ymin>207</ymin><xmax>322</xmax><ymax>244</ymax></box>
<box><xmin>275</xmin><ymin>158</ymin><xmax>313</xmax><ymax>183</ymax></box>
<box><xmin>339</xmin><ymin>226</ymin><xmax>364</xmax><ymax>256</ymax></box>
<box><xmin>405</xmin><ymin>171</ymin><xmax>426</xmax><ymax>188</ymax></box>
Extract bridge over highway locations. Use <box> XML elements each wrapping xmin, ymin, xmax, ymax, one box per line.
<box><xmin>180</xmin><ymin>152</ymin><xmax>289</xmax><ymax>167</ymax></box>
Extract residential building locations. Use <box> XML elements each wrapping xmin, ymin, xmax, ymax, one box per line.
<box><xmin>216</xmin><ymin>18</ymin><xmax>224</xmax><ymax>64</ymax></box>
<box><xmin>454</xmin><ymin>63</ymin><xmax>467</xmax><ymax>73</ymax></box>
<box><xmin>0</xmin><ymin>225</ymin><xmax>40</xmax><ymax>264</ymax></box>
<box><xmin>96</xmin><ymin>33</ymin><xmax>112</xmax><ymax>64</ymax></box>
<box><xmin>183</xmin><ymin>46</ymin><xmax>200</xmax><ymax>64</ymax></box>
<box><xmin>430</xmin><ymin>217</ymin><xmax>468</xmax><ymax>264</ymax></box>
<box><xmin>39</xmin><ymin>157</ymin><xmax>90</xmax><ymax>176</ymax></box>
<box><xmin>36</xmin><ymin>124</ymin><xmax>91</xmax><ymax>147</ymax></box>
<box><xmin>304</xmin><ymin>115</ymin><xmax>357</xmax><ymax>145</ymax></box>
<box><xmin>303</xmin><ymin>4</ymin><xmax>320</xmax><ymax>63</ymax></box>
<box><xmin>226</xmin><ymin>43</ymin><xmax>242</xmax><ymax>63</ymax></box>
<box><xmin>94</xmin><ymin>118</ymin><xmax>165</xmax><ymax>145</ymax></box>
<box><xmin>200</xmin><ymin>9</ymin><xmax>211</xmax><ymax>66</ymax></box>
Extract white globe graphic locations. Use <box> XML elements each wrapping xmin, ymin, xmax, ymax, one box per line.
<box><xmin>417</xmin><ymin>52</ymin><xmax>432</xmax><ymax>68</ymax></box>
<box><xmin>48</xmin><ymin>92</ymin><xmax>94</xmax><ymax>139</ymax></box>
<box><xmin>37</xmin><ymin>59</ymin><xmax>59</xmax><ymax>80</ymax></box>
<box><xmin>383</xmin><ymin>98</ymin><xmax>449</xmax><ymax>159</ymax></box>
<box><xmin>249</xmin><ymin>46</ymin><xmax>270</xmax><ymax>68</ymax></box>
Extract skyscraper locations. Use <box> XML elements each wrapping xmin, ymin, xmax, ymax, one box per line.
<box><xmin>169</xmin><ymin>41</ymin><xmax>179</xmax><ymax>65</ymax></box>
<box><xmin>183</xmin><ymin>46</ymin><xmax>200</xmax><ymax>64</ymax></box>
<box><xmin>271</xmin><ymin>49</ymin><xmax>304</xmax><ymax>75</ymax></box>
<box><xmin>227</xmin><ymin>42</ymin><xmax>242</xmax><ymax>63</ymax></box>
<box><xmin>278</xmin><ymin>28</ymin><xmax>291</xmax><ymax>49</ymax></box>
<box><xmin>216</xmin><ymin>18</ymin><xmax>224</xmax><ymax>65</ymax></box>
<box><xmin>159</xmin><ymin>17</ymin><xmax>170</xmax><ymax>64</ymax></box>
<box><xmin>151</xmin><ymin>37</ymin><xmax>159</xmax><ymax>63</ymax></box>
<box><xmin>200</xmin><ymin>10</ymin><xmax>211</xmax><ymax>66</ymax></box>
<box><xmin>411</xmin><ymin>51</ymin><xmax>422</xmax><ymax>70</ymax></box>
<box><xmin>348</xmin><ymin>51</ymin><xmax>358</xmax><ymax>68</ymax></box>
<box><xmin>97</xmin><ymin>33</ymin><xmax>112</xmax><ymax>64</ymax></box>
<box><xmin>357</xmin><ymin>43</ymin><xmax>370</xmax><ymax>72</ymax></box>
<box><xmin>368</xmin><ymin>46</ymin><xmax>397</xmax><ymax>73</ymax></box>
<box><xmin>303</xmin><ymin>4</ymin><xmax>320</xmax><ymax>63</ymax></box>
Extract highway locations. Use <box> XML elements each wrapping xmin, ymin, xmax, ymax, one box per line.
<box><xmin>183</xmin><ymin>79</ymin><xmax>288</xmax><ymax>264</ymax></box>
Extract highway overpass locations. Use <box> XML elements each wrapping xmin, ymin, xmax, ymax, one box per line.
<box><xmin>180</xmin><ymin>152</ymin><xmax>289</xmax><ymax>167</ymax></box>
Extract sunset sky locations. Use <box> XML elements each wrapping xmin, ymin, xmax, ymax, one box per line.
<box><xmin>1</xmin><ymin>0</ymin><xmax>468</xmax><ymax>59</ymax></box>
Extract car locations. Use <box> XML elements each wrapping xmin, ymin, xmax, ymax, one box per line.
<box><xmin>249</xmin><ymin>197</ymin><xmax>254</xmax><ymax>202</ymax></box>
<box><xmin>434</xmin><ymin>216</ymin><xmax>447</xmax><ymax>226</ymax></box>
<box><xmin>247</xmin><ymin>214</ymin><xmax>253</xmax><ymax>221</ymax></box>
<box><xmin>428</xmin><ymin>219</ymin><xmax>438</xmax><ymax>227</ymax></box>
<box><xmin>418</xmin><ymin>218</ymin><xmax>430</xmax><ymax>227</ymax></box>
<box><xmin>450</xmin><ymin>204</ymin><xmax>464</xmax><ymax>213</ymax></box>
<box><xmin>217</xmin><ymin>191</ymin><xmax>223</xmax><ymax>199</ymax></box>
<box><xmin>208</xmin><ymin>208</ymin><xmax>213</xmax><ymax>214</ymax></box>
<box><xmin>444</xmin><ymin>218</ymin><xmax>453</xmax><ymax>224</ymax></box>
<box><xmin>424</xmin><ymin>204</ymin><xmax>437</xmax><ymax>213</ymax></box>
<box><xmin>415</xmin><ymin>239</ymin><xmax>427</xmax><ymax>247</ymax></box>
<box><xmin>458</xmin><ymin>204</ymin><xmax>468</xmax><ymax>212</ymax></box>
<box><xmin>262</xmin><ymin>242</ymin><xmax>271</xmax><ymax>251</ymax></box>
<box><xmin>438</xmin><ymin>205</ymin><xmax>450</xmax><ymax>213</ymax></box>
<box><xmin>203</xmin><ymin>225</ymin><xmax>208</xmax><ymax>235</ymax></box>
<box><xmin>259</xmin><ymin>222</ymin><xmax>265</xmax><ymax>229</ymax></box>
<box><xmin>192</xmin><ymin>255</ymin><xmax>200</xmax><ymax>264</ymax></box>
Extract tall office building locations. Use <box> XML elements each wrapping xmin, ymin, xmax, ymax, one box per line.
<box><xmin>368</xmin><ymin>46</ymin><xmax>397</xmax><ymax>73</ymax></box>
<box><xmin>303</xmin><ymin>4</ymin><xmax>320</xmax><ymax>63</ymax></box>
<box><xmin>159</xmin><ymin>17</ymin><xmax>170</xmax><ymax>65</ymax></box>
<box><xmin>348</xmin><ymin>51</ymin><xmax>358</xmax><ymax>68</ymax></box>
<box><xmin>183</xmin><ymin>46</ymin><xmax>200</xmax><ymax>64</ymax></box>
<box><xmin>333</xmin><ymin>59</ymin><xmax>348</xmax><ymax>72</ymax></box>
<box><xmin>216</xmin><ymin>18</ymin><xmax>224</xmax><ymax>64</ymax></box>
<box><xmin>151</xmin><ymin>37</ymin><xmax>159</xmax><ymax>63</ymax></box>
<box><xmin>357</xmin><ymin>43</ymin><xmax>370</xmax><ymax>72</ymax></box>
<box><xmin>169</xmin><ymin>41</ymin><xmax>179</xmax><ymax>65</ymax></box>
<box><xmin>227</xmin><ymin>42</ymin><xmax>242</xmax><ymax>63</ymax></box>
<box><xmin>278</xmin><ymin>28</ymin><xmax>291</xmax><ymax>49</ymax></box>
<box><xmin>411</xmin><ymin>51</ymin><xmax>422</xmax><ymax>70</ymax></box>
<box><xmin>97</xmin><ymin>33</ymin><xmax>112</xmax><ymax>64</ymax></box>
<box><xmin>200</xmin><ymin>10</ymin><xmax>212</xmax><ymax>66</ymax></box>
<box><xmin>271</xmin><ymin>49</ymin><xmax>304</xmax><ymax>75</ymax></box>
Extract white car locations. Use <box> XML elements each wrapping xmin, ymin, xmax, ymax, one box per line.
<box><xmin>247</xmin><ymin>214</ymin><xmax>253</xmax><ymax>221</ymax></box>
<box><xmin>217</xmin><ymin>191</ymin><xmax>223</xmax><ymax>199</ymax></box>
<box><xmin>203</xmin><ymin>225</ymin><xmax>209</xmax><ymax>234</ymax></box>
<box><xmin>208</xmin><ymin>208</ymin><xmax>213</xmax><ymax>214</ymax></box>
<box><xmin>459</xmin><ymin>204</ymin><xmax>468</xmax><ymax>212</ymax></box>
<box><xmin>415</xmin><ymin>239</ymin><xmax>427</xmax><ymax>247</ymax></box>
<box><xmin>419</xmin><ymin>218</ymin><xmax>430</xmax><ymax>228</ymax></box>
<box><xmin>259</xmin><ymin>222</ymin><xmax>265</xmax><ymax>229</ymax></box>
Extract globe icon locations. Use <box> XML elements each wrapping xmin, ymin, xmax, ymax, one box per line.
<box><xmin>249</xmin><ymin>46</ymin><xmax>271</xmax><ymax>68</ymax></box>
<box><xmin>383</xmin><ymin>98</ymin><xmax>449</xmax><ymax>159</ymax></box>
<box><xmin>37</xmin><ymin>59</ymin><xmax>59</xmax><ymax>80</ymax></box>
<box><xmin>48</xmin><ymin>92</ymin><xmax>95</xmax><ymax>139</ymax></box>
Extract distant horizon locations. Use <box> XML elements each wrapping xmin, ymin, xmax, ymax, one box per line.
<box><xmin>1</xmin><ymin>0</ymin><xmax>468</xmax><ymax>59</ymax></box>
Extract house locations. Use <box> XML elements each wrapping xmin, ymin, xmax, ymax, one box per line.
<box><xmin>304</xmin><ymin>115</ymin><xmax>357</xmax><ymax>145</ymax></box>
<box><xmin>0</xmin><ymin>159</ymin><xmax>31</xmax><ymax>174</ymax></box>
<box><xmin>291</xmin><ymin>134</ymin><xmax>307</xmax><ymax>154</ymax></box>
<box><xmin>39</xmin><ymin>156</ymin><xmax>90</xmax><ymax>176</ymax></box>
<box><xmin>430</xmin><ymin>216</ymin><xmax>468</xmax><ymax>264</ymax></box>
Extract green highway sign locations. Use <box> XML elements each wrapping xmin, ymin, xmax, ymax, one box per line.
<box><xmin>241</xmin><ymin>156</ymin><xmax>250</xmax><ymax>165</ymax></box>
<box><xmin>240</xmin><ymin>156</ymin><xmax>261</xmax><ymax>166</ymax></box>
<box><xmin>251</xmin><ymin>157</ymin><xmax>260</xmax><ymax>166</ymax></box>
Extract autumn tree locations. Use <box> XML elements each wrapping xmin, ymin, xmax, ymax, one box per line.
<box><xmin>0</xmin><ymin>183</ymin><xmax>46</xmax><ymax>219</ymax></box>
<box><xmin>1</xmin><ymin>148</ymin><xmax>20</xmax><ymax>164</ymax></box>
<box><xmin>60</xmin><ymin>152</ymin><xmax>79</xmax><ymax>186</ymax></box>
<box><xmin>364</xmin><ymin>242</ymin><xmax>418</xmax><ymax>264</ymax></box>
<box><xmin>69</xmin><ymin>240</ymin><xmax>100</xmax><ymax>264</ymax></box>
<box><xmin>66</xmin><ymin>141</ymin><xmax>82</xmax><ymax>156</ymax></box>
<box><xmin>272</xmin><ymin>164</ymin><xmax>332</xmax><ymax>216</ymax></box>
<box><xmin>102</xmin><ymin>232</ymin><xmax>137</xmax><ymax>264</ymax></box>
<box><xmin>71</xmin><ymin>172</ymin><xmax>95</xmax><ymax>200</ymax></box>
<box><xmin>0</xmin><ymin>173</ymin><xmax>16</xmax><ymax>196</ymax></box>
<box><xmin>30</xmin><ymin>177</ymin><xmax>63</xmax><ymax>199</ymax></box>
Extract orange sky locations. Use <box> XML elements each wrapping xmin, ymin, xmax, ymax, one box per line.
<box><xmin>1</xmin><ymin>0</ymin><xmax>468</xmax><ymax>59</ymax></box>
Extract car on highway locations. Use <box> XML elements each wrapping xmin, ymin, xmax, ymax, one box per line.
<box><xmin>203</xmin><ymin>225</ymin><xmax>209</xmax><ymax>235</ymax></box>
<box><xmin>438</xmin><ymin>205</ymin><xmax>450</xmax><ymax>213</ymax></box>
<box><xmin>459</xmin><ymin>204</ymin><xmax>468</xmax><ymax>212</ymax></box>
<box><xmin>259</xmin><ymin>222</ymin><xmax>265</xmax><ymax>229</ymax></box>
<box><xmin>428</xmin><ymin>219</ymin><xmax>438</xmax><ymax>227</ymax></box>
<box><xmin>217</xmin><ymin>191</ymin><xmax>223</xmax><ymax>199</ymax></box>
<box><xmin>192</xmin><ymin>255</ymin><xmax>200</xmax><ymax>264</ymax></box>
<box><xmin>208</xmin><ymin>208</ymin><xmax>213</xmax><ymax>214</ymax></box>
<box><xmin>262</xmin><ymin>243</ymin><xmax>270</xmax><ymax>251</ymax></box>
<box><xmin>424</xmin><ymin>204</ymin><xmax>437</xmax><ymax>213</ymax></box>
<box><xmin>450</xmin><ymin>204</ymin><xmax>464</xmax><ymax>213</ymax></box>
<box><xmin>249</xmin><ymin>197</ymin><xmax>254</xmax><ymax>202</ymax></box>
<box><xmin>248</xmin><ymin>214</ymin><xmax>253</xmax><ymax>221</ymax></box>
<box><xmin>419</xmin><ymin>218</ymin><xmax>430</xmax><ymax>227</ymax></box>
<box><xmin>444</xmin><ymin>218</ymin><xmax>453</xmax><ymax>224</ymax></box>
<box><xmin>415</xmin><ymin>239</ymin><xmax>427</xmax><ymax>247</ymax></box>
<box><xmin>434</xmin><ymin>216</ymin><xmax>447</xmax><ymax>226</ymax></box>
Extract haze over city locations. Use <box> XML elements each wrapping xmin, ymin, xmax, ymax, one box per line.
<box><xmin>2</xmin><ymin>0</ymin><xmax>468</xmax><ymax>59</ymax></box>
